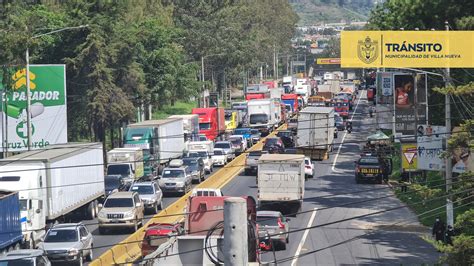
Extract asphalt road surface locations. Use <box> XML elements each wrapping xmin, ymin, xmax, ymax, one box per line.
<box><xmin>224</xmin><ymin>91</ymin><xmax>440</xmax><ymax>265</ymax></box>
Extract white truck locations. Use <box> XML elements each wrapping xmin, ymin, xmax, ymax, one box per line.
<box><xmin>297</xmin><ymin>107</ymin><xmax>335</xmax><ymax>160</ymax></box>
<box><xmin>0</xmin><ymin>143</ymin><xmax>105</xmax><ymax>248</ymax></box>
<box><xmin>186</xmin><ymin>141</ymin><xmax>214</xmax><ymax>173</ymax></box>
<box><xmin>294</xmin><ymin>84</ymin><xmax>310</xmax><ymax>104</ymax></box>
<box><xmin>257</xmin><ymin>154</ymin><xmax>305</xmax><ymax>215</ymax></box>
<box><xmin>270</xmin><ymin>88</ymin><xmax>283</xmax><ymax>100</ymax></box>
<box><xmin>107</xmin><ymin>147</ymin><xmax>144</xmax><ymax>183</ymax></box>
<box><xmin>169</xmin><ymin>114</ymin><xmax>200</xmax><ymax>142</ymax></box>
<box><xmin>247</xmin><ymin>99</ymin><xmax>280</xmax><ymax>133</ymax></box>
<box><xmin>123</xmin><ymin>118</ymin><xmax>185</xmax><ymax>176</ymax></box>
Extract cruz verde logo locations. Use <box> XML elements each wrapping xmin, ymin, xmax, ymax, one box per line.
<box><xmin>12</xmin><ymin>68</ymin><xmax>36</xmax><ymax>90</ymax></box>
<box><xmin>358</xmin><ymin>36</ymin><xmax>379</xmax><ymax>64</ymax></box>
<box><xmin>16</xmin><ymin>122</ymin><xmax>35</xmax><ymax>139</ymax></box>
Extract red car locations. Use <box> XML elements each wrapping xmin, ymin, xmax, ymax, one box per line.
<box><xmin>141</xmin><ymin>223</ymin><xmax>184</xmax><ymax>257</ymax></box>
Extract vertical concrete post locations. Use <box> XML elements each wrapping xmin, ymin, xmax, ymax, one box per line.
<box><xmin>224</xmin><ymin>197</ymin><xmax>248</xmax><ymax>266</ymax></box>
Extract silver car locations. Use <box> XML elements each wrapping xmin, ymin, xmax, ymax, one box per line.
<box><xmin>159</xmin><ymin>166</ymin><xmax>192</xmax><ymax>196</ymax></box>
<box><xmin>256</xmin><ymin>211</ymin><xmax>290</xmax><ymax>250</ymax></box>
<box><xmin>38</xmin><ymin>223</ymin><xmax>93</xmax><ymax>265</ymax></box>
<box><xmin>129</xmin><ymin>181</ymin><xmax>163</xmax><ymax>214</ymax></box>
<box><xmin>0</xmin><ymin>249</ymin><xmax>51</xmax><ymax>265</ymax></box>
<box><xmin>213</xmin><ymin>141</ymin><xmax>235</xmax><ymax>161</ymax></box>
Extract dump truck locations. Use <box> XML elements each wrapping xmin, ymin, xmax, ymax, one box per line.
<box><xmin>296</xmin><ymin>107</ymin><xmax>335</xmax><ymax>160</ymax></box>
<box><xmin>257</xmin><ymin>154</ymin><xmax>305</xmax><ymax>215</ymax></box>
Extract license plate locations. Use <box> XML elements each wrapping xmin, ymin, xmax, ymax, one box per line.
<box><xmin>361</xmin><ymin>168</ymin><xmax>379</xmax><ymax>174</ymax></box>
<box><xmin>110</xmin><ymin>220</ymin><xmax>120</xmax><ymax>223</ymax></box>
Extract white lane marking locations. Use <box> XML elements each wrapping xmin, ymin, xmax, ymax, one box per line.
<box><xmin>331</xmin><ymin>91</ymin><xmax>364</xmax><ymax>173</ymax></box>
<box><xmin>291</xmin><ymin>208</ymin><xmax>318</xmax><ymax>266</ymax></box>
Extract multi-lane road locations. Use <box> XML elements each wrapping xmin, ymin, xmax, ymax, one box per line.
<box><xmin>84</xmin><ymin>91</ymin><xmax>440</xmax><ymax>265</ymax></box>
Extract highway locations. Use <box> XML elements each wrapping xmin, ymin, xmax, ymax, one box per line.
<box><xmin>86</xmin><ymin>91</ymin><xmax>440</xmax><ymax>265</ymax></box>
<box><xmin>223</xmin><ymin>91</ymin><xmax>440</xmax><ymax>265</ymax></box>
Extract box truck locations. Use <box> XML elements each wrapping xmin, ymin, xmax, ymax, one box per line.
<box><xmin>169</xmin><ymin>114</ymin><xmax>200</xmax><ymax>142</ymax></box>
<box><xmin>296</xmin><ymin>107</ymin><xmax>335</xmax><ymax>160</ymax></box>
<box><xmin>123</xmin><ymin>118</ymin><xmax>185</xmax><ymax>176</ymax></box>
<box><xmin>257</xmin><ymin>154</ymin><xmax>305</xmax><ymax>215</ymax></box>
<box><xmin>107</xmin><ymin>147</ymin><xmax>144</xmax><ymax>184</ymax></box>
<box><xmin>0</xmin><ymin>143</ymin><xmax>105</xmax><ymax>248</ymax></box>
<box><xmin>0</xmin><ymin>191</ymin><xmax>23</xmax><ymax>252</ymax></box>
<box><xmin>247</xmin><ymin>99</ymin><xmax>280</xmax><ymax>134</ymax></box>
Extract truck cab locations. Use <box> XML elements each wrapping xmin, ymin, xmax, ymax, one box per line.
<box><xmin>123</xmin><ymin>127</ymin><xmax>157</xmax><ymax>176</ymax></box>
<box><xmin>224</xmin><ymin>110</ymin><xmax>240</xmax><ymax>132</ymax></box>
<box><xmin>192</xmin><ymin>108</ymin><xmax>225</xmax><ymax>141</ymax></box>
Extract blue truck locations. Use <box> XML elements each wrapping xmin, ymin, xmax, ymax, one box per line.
<box><xmin>0</xmin><ymin>190</ymin><xmax>23</xmax><ymax>253</ymax></box>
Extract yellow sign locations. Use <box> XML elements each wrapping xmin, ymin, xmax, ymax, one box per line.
<box><xmin>12</xmin><ymin>69</ymin><xmax>36</xmax><ymax>90</ymax></box>
<box><xmin>401</xmin><ymin>143</ymin><xmax>417</xmax><ymax>171</ymax></box>
<box><xmin>316</xmin><ymin>58</ymin><xmax>341</xmax><ymax>64</ymax></box>
<box><xmin>341</xmin><ymin>31</ymin><xmax>474</xmax><ymax>68</ymax></box>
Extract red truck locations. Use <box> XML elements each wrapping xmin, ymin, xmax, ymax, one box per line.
<box><xmin>281</xmin><ymin>94</ymin><xmax>299</xmax><ymax>113</ymax></box>
<box><xmin>333</xmin><ymin>99</ymin><xmax>349</xmax><ymax>119</ymax></box>
<box><xmin>192</xmin><ymin>107</ymin><xmax>225</xmax><ymax>141</ymax></box>
<box><xmin>245</xmin><ymin>93</ymin><xmax>267</xmax><ymax>101</ymax></box>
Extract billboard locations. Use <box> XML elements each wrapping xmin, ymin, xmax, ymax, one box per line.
<box><xmin>417</xmin><ymin>125</ymin><xmax>446</xmax><ymax>171</ymax></box>
<box><xmin>451</xmin><ymin>127</ymin><xmax>473</xmax><ymax>174</ymax></box>
<box><xmin>394</xmin><ymin>73</ymin><xmax>427</xmax><ymax>136</ymax></box>
<box><xmin>401</xmin><ymin>143</ymin><xmax>417</xmax><ymax>171</ymax></box>
<box><xmin>0</xmin><ymin>65</ymin><xmax>67</xmax><ymax>151</ymax></box>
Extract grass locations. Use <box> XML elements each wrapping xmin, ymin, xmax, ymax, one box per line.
<box><xmin>152</xmin><ymin>101</ymin><xmax>197</xmax><ymax>120</ymax></box>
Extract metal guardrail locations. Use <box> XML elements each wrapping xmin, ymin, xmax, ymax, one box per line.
<box><xmin>90</xmin><ymin>124</ymin><xmax>287</xmax><ymax>265</ymax></box>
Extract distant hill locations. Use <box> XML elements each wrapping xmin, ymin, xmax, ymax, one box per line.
<box><xmin>289</xmin><ymin>0</ymin><xmax>376</xmax><ymax>25</ymax></box>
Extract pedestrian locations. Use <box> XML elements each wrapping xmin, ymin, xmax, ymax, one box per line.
<box><xmin>346</xmin><ymin>121</ymin><xmax>352</xmax><ymax>133</ymax></box>
<box><xmin>432</xmin><ymin>218</ymin><xmax>446</xmax><ymax>242</ymax></box>
<box><xmin>445</xmin><ymin>225</ymin><xmax>455</xmax><ymax>245</ymax></box>
<box><xmin>400</xmin><ymin>172</ymin><xmax>409</xmax><ymax>192</ymax></box>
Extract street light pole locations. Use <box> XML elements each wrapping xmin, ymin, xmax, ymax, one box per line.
<box><xmin>444</xmin><ymin>21</ymin><xmax>453</xmax><ymax>227</ymax></box>
<box><xmin>24</xmin><ymin>25</ymin><xmax>88</xmax><ymax>150</ymax></box>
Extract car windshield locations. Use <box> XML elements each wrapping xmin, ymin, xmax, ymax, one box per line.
<box><xmin>305</xmin><ymin>159</ymin><xmax>311</xmax><ymax>165</ymax></box>
<box><xmin>162</xmin><ymin>169</ymin><xmax>185</xmax><ymax>178</ymax></box>
<box><xmin>214</xmin><ymin>143</ymin><xmax>231</xmax><ymax>149</ymax></box>
<box><xmin>183</xmin><ymin>160</ymin><xmax>199</xmax><ymax>170</ymax></box>
<box><xmin>44</xmin><ymin>229</ymin><xmax>78</xmax><ymax>243</ymax></box>
<box><xmin>249</xmin><ymin>114</ymin><xmax>268</xmax><ymax>124</ymax></box>
<box><xmin>214</xmin><ymin>150</ymin><xmax>224</xmax><ymax>155</ymax></box>
<box><xmin>257</xmin><ymin>216</ymin><xmax>279</xmax><ymax>227</ymax></box>
<box><xmin>107</xmin><ymin>164</ymin><xmax>130</xmax><ymax>175</ymax></box>
<box><xmin>265</xmin><ymin>138</ymin><xmax>279</xmax><ymax>146</ymax></box>
<box><xmin>19</xmin><ymin>199</ymin><xmax>28</xmax><ymax>212</ymax></box>
<box><xmin>130</xmin><ymin>185</ymin><xmax>154</xmax><ymax>195</ymax></box>
<box><xmin>234</xmin><ymin>129</ymin><xmax>248</xmax><ymax>135</ymax></box>
<box><xmin>225</xmin><ymin>113</ymin><xmax>232</xmax><ymax>120</ymax></box>
<box><xmin>105</xmin><ymin>177</ymin><xmax>121</xmax><ymax>188</ymax></box>
<box><xmin>249</xmin><ymin>151</ymin><xmax>262</xmax><ymax>157</ymax></box>
<box><xmin>230</xmin><ymin>139</ymin><xmax>241</xmax><ymax>145</ymax></box>
<box><xmin>104</xmin><ymin>198</ymin><xmax>134</xmax><ymax>208</ymax></box>
<box><xmin>199</xmin><ymin>123</ymin><xmax>211</xmax><ymax>130</ymax></box>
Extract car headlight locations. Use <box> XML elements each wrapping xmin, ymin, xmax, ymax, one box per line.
<box><xmin>98</xmin><ymin>211</ymin><xmax>107</xmax><ymax>219</ymax></box>
<box><xmin>147</xmin><ymin>198</ymin><xmax>156</xmax><ymax>204</ymax></box>
<box><xmin>68</xmin><ymin>248</ymin><xmax>79</xmax><ymax>256</ymax></box>
<box><xmin>175</xmin><ymin>182</ymin><xmax>185</xmax><ymax>187</ymax></box>
<box><xmin>192</xmin><ymin>170</ymin><xmax>199</xmax><ymax>175</ymax></box>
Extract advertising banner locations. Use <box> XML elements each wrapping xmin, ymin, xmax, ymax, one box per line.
<box><xmin>394</xmin><ymin>73</ymin><xmax>427</xmax><ymax>136</ymax></box>
<box><xmin>451</xmin><ymin>127</ymin><xmax>473</xmax><ymax>174</ymax></box>
<box><xmin>375</xmin><ymin>72</ymin><xmax>394</xmax><ymax>130</ymax></box>
<box><xmin>417</xmin><ymin>125</ymin><xmax>446</xmax><ymax>171</ymax></box>
<box><xmin>316</xmin><ymin>58</ymin><xmax>341</xmax><ymax>65</ymax></box>
<box><xmin>401</xmin><ymin>143</ymin><xmax>418</xmax><ymax>171</ymax></box>
<box><xmin>0</xmin><ymin>65</ymin><xmax>67</xmax><ymax>151</ymax></box>
<box><xmin>341</xmin><ymin>31</ymin><xmax>474</xmax><ymax>68</ymax></box>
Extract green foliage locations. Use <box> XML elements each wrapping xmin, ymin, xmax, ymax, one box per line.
<box><xmin>455</xmin><ymin>209</ymin><xmax>474</xmax><ymax>236</ymax></box>
<box><xmin>290</xmin><ymin>0</ymin><xmax>371</xmax><ymax>25</ymax></box>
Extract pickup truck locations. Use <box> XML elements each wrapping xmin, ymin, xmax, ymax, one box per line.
<box><xmin>245</xmin><ymin>150</ymin><xmax>265</xmax><ymax>175</ymax></box>
<box><xmin>354</xmin><ymin>155</ymin><xmax>389</xmax><ymax>184</ymax></box>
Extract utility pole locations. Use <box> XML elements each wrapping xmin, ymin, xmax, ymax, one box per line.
<box><xmin>26</xmin><ymin>46</ymin><xmax>32</xmax><ymax>151</ymax></box>
<box><xmin>273</xmin><ymin>46</ymin><xmax>276</xmax><ymax>79</ymax></box>
<box><xmin>444</xmin><ymin>21</ymin><xmax>453</xmax><ymax>227</ymax></box>
<box><xmin>201</xmin><ymin>56</ymin><xmax>205</xmax><ymax>108</ymax></box>
<box><xmin>223</xmin><ymin>197</ymin><xmax>248</xmax><ymax>266</ymax></box>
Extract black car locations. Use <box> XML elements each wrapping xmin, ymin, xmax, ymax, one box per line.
<box><xmin>335</xmin><ymin>115</ymin><xmax>345</xmax><ymax>131</ymax></box>
<box><xmin>276</xmin><ymin>130</ymin><xmax>295</xmax><ymax>148</ymax></box>
<box><xmin>263</xmin><ymin>137</ymin><xmax>285</xmax><ymax>154</ymax></box>
<box><xmin>354</xmin><ymin>155</ymin><xmax>391</xmax><ymax>184</ymax></box>
<box><xmin>182</xmin><ymin>157</ymin><xmax>205</xmax><ymax>183</ymax></box>
<box><xmin>104</xmin><ymin>175</ymin><xmax>128</xmax><ymax>197</ymax></box>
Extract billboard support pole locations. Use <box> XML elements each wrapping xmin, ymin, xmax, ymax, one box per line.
<box><xmin>444</xmin><ymin>21</ymin><xmax>453</xmax><ymax>227</ymax></box>
<box><xmin>25</xmin><ymin>47</ymin><xmax>32</xmax><ymax>151</ymax></box>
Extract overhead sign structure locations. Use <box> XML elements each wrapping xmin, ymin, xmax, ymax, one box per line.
<box><xmin>0</xmin><ymin>65</ymin><xmax>67</xmax><ymax>151</ymax></box>
<box><xmin>341</xmin><ymin>31</ymin><xmax>474</xmax><ymax>68</ymax></box>
<box><xmin>316</xmin><ymin>58</ymin><xmax>341</xmax><ymax>65</ymax></box>
<box><xmin>401</xmin><ymin>143</ymin><xmax>417</xmax><ymax>171</ymax></box>
<box><xmin>417</xmin><ymin>125</ymin><xmax>446</xmax><ymax>171</ymax></box>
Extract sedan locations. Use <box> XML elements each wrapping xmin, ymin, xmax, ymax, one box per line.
<box><xmin>212</xmin><ymin>148</ymin><xmax>228</xmax><ymax>166</ymax></box>
<box><xmin>304</xmin><ymin>157</ymin><xmax>314</xmax><ymax>179</ymax></box>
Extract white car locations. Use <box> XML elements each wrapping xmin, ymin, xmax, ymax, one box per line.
<box><xmin>304</xmin><ymin>157</ymin><xmax>314</xmax><ymax>178</ymax></box>
<box><xmin>229</xmin><ymin>135</ymin><xmax>247</xmax><ymax>152</ymax></box>
<box><xmin>212</xmin><ymin>148</ymin><xmax>228</xmax><ymax>166</ymax></box>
